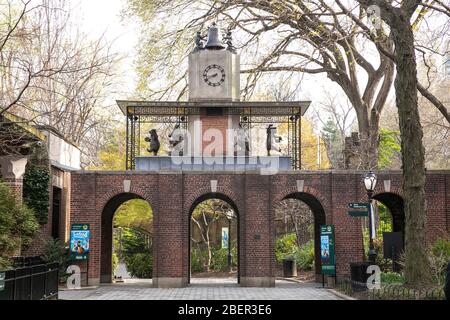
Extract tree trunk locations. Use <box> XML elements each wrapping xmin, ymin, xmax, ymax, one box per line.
<box><xmin>391</xmin><ymin>20</ymin><xmax>430</xmax><ymax>286</ymax></box>
<box><xmin>355</xmin><ymin>110</ymin><xmax>380</xmax><ymax>170</ymax></box>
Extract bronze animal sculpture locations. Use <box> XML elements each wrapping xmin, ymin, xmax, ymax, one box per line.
<box><xmin>145</xmin><ymin>129</ymin><xmax>160</xmax><ymax>156</ymax></box>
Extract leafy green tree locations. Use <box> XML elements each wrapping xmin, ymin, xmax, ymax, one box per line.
<box><xmin>378</xmin><ymin>128</ymin><xmax>401</xmax><ymax>169</ymax></box>
<box><xmin>126</xmin><ymin>253</ymin><xmax>153</xmax><ymax>278</ymax></box>
<box><xmin>0</xmin><ymin>181</ymin><xmax>39</xmax><ymax>269</ymax></box>
<box><xmin>90</xmin><ymin>128</ymin><xmax>126</xmax><ymax>171</ymax></box>
<box><xmin>114</xmin><ymin>199</ymin><xmax>153</xmax><ymax>232</ymax></box>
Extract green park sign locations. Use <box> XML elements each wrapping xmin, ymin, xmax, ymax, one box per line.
<box><xmin>320</xmin><ymin>225</ymin><xmax>336</xmax><ymax>276</ymax></box>
<box><xmin>348</xmin><ymin>211</ymin><xmax>368</xmax><ymax>217</ymax></box>
<box><xmin>348</xmin><ymin>202</ymin><xmax>369</xmax><ymax>217</ymax></box>
<box><xmin>347</xmin><ymin>202</ymin><xmax>369</xmax><ymax>209</ymax></box>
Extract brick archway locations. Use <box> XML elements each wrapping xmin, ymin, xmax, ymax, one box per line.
<box><xmin>186</xmin><ymin>191</ymin><xmax>241</xmax><ymax>284</ymax></box>
<box><xmin>184</xmin><ymin>185</ymin><xmax>242</xmax><ymax>215</ymax></box>
<box><xmin>274</xmin><ymin>191</ymin><xmax>327</xmax><ymax>277</ymax></box>
<box><xmin>100</xmin><ymin>192</ymin><xmax>153</xmax><ymax>283</ymax></box>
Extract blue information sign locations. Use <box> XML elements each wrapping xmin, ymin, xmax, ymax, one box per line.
<box><xmin>70</xmin><ymin>224</ymin><xmax>90</xmax><ymax>261</ymax></box>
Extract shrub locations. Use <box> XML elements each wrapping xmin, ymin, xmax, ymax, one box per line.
<box><xmin>191</xmin><ymin>246</ymin><xmax>208</xmax><ymax>273</ymax></box>
<box><xmin>125</xmin><ymin>252</ymin><xmax>152</xmax><ymax>278</ymax></box>
<box><xmin>41</xmin><ymin>238</ymin><xmax>70</xmax><ymax>282</ymax></box>
<box><xmin>429</xmin><ymin>236</ymin><xmax>450</xmax><ymax>286</ymax></box>
<box><xmin>210</xmin><ymin>246</ymin><xmax>238</xmax><ymax>272</ymax></box>
<box><xmin>381</xmin><ymin>272</ymin><xmax>405</xmax><ymax>285</ymax></box>
<box><xmin>275</xmin><ymin>233</ymin><xmax>297</xmax><ymax>263</ymax></box>
<box><xmin>295</xmin><ymin>240</ymin><xmax>315</xmax><ymax>270</ymax></box>
<box><xmin>0</xmin><ymin>181</ymin><xmax>39</xmax><ymax>270</ymax></box>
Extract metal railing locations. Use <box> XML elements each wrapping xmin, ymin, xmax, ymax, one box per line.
<box><xmin>0</xmin><ymin>261</ymin><xmax>59</xmax><ymax>300</ymax></box>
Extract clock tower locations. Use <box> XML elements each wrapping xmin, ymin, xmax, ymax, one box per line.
<box><xmin>187</xmin><ymin>24</ymin><xmax>241</xmax><ymax>156</ymax></box>
<box><xmin>188</xmin><ymin>24</ymin><xmax>240</xmax><ymax>102</ymax></box>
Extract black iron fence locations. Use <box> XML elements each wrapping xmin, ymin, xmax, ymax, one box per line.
<box><xmin>0</xmin><ymin>257</ymin><xmax>59</xmax><ymax>300</ymax></box>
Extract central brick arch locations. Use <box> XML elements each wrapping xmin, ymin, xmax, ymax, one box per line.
<box><xmin>185</xmin><ymin>191</ymin><xmax>241</xmax><ymax>284</ymax></box>
<box><xmin>274</xmin><ymin>191</ymin><xmax>327</xmax><ymax>279</ymax></box>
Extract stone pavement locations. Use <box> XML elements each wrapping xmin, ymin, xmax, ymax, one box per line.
<box><xmin>58</xmin><ymin>278</ymin><xmax>342</xmax><ymax>300</ymax></box>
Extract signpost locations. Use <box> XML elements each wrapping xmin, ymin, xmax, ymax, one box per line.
<box><xmin>70</xmin><ymin>223</ymin><xmax>90</xmax><ymax>286</ymax></box>
<box><xmin>348</xmin><ymin>211</ymin><xmax>368</xmax><ymax>217</ymax></box>
<box><xmin>320</xmin><ymin>225</ymin><xmax>336</xmax><ymax>287</ymax></box>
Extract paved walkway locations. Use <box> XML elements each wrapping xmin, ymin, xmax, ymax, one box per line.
<box><xmin>59</xmin><ymin>278</ymin><xmax>342</xmax><ymax>300</ymax></box>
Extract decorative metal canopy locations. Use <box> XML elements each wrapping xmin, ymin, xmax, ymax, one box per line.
<box><xmin>117</xmin><ymin>100</ymin><xmax>311</xmax><ymax>171</ymax></box>
<box><xmin>117</xmin><ymin>100</ymin><xmax>310</xmax><ymax>116</ymax></box>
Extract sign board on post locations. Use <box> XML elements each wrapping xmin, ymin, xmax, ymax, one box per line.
<box><xmin>221</xmin><ymin>227</ymin><xmax>229</xmax><ymax>249</ymax></box>
<box><xmin>320</xmin><ymin>225</ymin><xmax>336</xmax><ymax>276</ymax></box>
<box><xmin>348</xmin><ymin>202</ymin><xmax>369</xmax><ymax>217</ymax></box>
<box><xmin>348</xmin><ymin>203</ymin><xmax>369</xmax><ymax>209</ymax></box>
<box><xmin>348</xmin><ymin>211</ymin><xmax>368</xmax><ymax>217</ymax></box>
<box><xmin>70</xmin><ymin>224</ymin><xmax>90</xmax><ymax>261</ymax></box>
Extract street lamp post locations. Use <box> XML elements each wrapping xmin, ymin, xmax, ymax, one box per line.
<box><xmin>226</xmin><ymin>210</ymin><xmax>234</xmax><ymax>273</ymax></box>
<box><xmin>364</xmin><ymin>171</ymin><xmax>377</xmax><ymax>264</ymax></box>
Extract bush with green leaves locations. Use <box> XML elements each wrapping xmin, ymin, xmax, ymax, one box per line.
<box><xmin>190</xmin><ymin>245</ymin><xmax>238</xmax><ymax>273</ymax></box>
<box><xmin>428</xmin><ymin>236</ymin><xmax>450</xmax><ymax>286</ymax></box>
<box><xmin>275</xmin><ymin>233</ymin><xmax>298</xmax><ymax>263</ymax></box>
<box><xmin>0</xmin><ymin>181</ymin><xmax>39</xmax><ymax>270</ymax></box>
<box><xmin>41</xmin><ymin>238</ymin><xmax>70</xmax><ymax>282</ymax></box>
<box><xmin>275</xmin><ymin>234</ymin><xmax>315</xmax><ymax>271</ymax></box>
<box><xmin>210</xmin><ymin>246</ymin><xmax>238</xmax><ymax>271</ymax></box>
<box><xmin>114</xmin><ymin>227</ymin><xmax>152</xmax><ymax>278</ymax></box>
<box><xmin>294</xmin><ymin>240</ymin><xmax>315</xmax><ymax>270</ymax></box>
<box><xmin>381</xmin><ymin>272</ymin><xmax>405</xmax><ymax>285</ymax></box>
<box><xmin>125</xmin><ymin>253</ymin><xmax>152</xmax><ymax>278</ymax></box>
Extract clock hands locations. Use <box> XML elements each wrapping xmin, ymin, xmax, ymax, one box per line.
<box><xmin>203</xmin><ymin>65</ymin><xmax>225</xmax><ymax>86</ymax></box>
<box><xmin>207</xmin><ymin>73</ymin><xmax>218</xmax><ymax>79</ymax></box>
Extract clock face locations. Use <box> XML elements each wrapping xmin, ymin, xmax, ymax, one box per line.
<box><xmin>203</xmin><ymin>64</ymin><xmax>226</xmax><ymax>87</ymax></box>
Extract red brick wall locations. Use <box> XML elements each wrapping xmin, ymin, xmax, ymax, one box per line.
<box><xmin>200</xmin><ymin>112</ymin><xmax>230</xmax><ymax>156</ymax></box>
<box><xmin>68</xmin><ymin>170</ymin><xmax>450</xmax><ymax>286</ymax></box>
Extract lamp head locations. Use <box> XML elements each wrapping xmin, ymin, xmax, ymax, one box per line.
<box><xmin>364</xmin><ymin>171</ymin><xmax>377</xmax><ymax>193</ymax></box>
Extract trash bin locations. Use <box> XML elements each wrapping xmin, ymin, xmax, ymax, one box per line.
<box><xmin>282</xmin><ymin>258</ymin><xmax>297</xmax><ymax>278</ymax></box>
<box><xmin>350</xmin><ymin>262</ymin><xmax>371</xmax><ymax>291</ymax></box>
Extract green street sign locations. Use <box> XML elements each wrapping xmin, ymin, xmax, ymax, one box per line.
<box><xmin>348</xmin><ymin>203</ymin><xmax>369</xmax><ymax>209</ymax></box>
<box><xmin>348</xmin><ymin>210</ymin><xmax>369</xmax><ymax>217</ymax></box>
